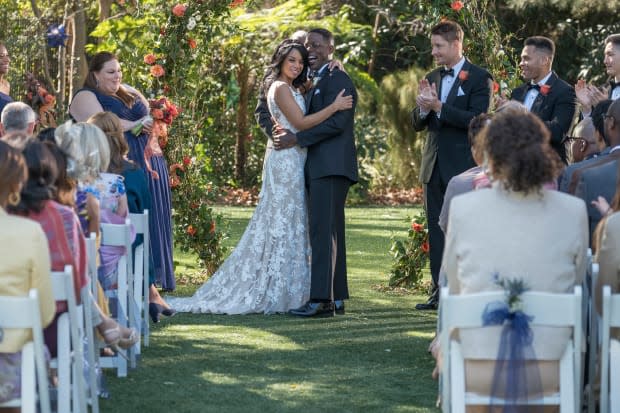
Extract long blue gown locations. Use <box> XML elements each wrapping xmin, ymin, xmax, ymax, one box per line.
<box><xmin>88</xmin><ymin>88</ymin><xmax>175</xmax><ymax>290</ymax></box>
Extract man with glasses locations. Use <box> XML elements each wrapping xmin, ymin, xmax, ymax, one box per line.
<box><xmin>565</xmin><ymin>117</ymin><xmax>599</xmax><ymax>164</ymax></box>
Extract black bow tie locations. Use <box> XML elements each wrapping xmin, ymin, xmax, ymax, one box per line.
<box><xmin>440</xmin><ymin>67</ymin><xmax>454</xmax><ymax>78</ymax></box>
<box><xmin>527</xmin><ymin>83</ymin><xmax>541</xmax><ymax>91</ymax></box>
<box><xmin>611</xmin><ymin>80</ymin><xmax>619</xmax><ymax>89</ymax></box>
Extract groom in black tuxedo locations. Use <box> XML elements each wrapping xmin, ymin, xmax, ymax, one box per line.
<box><xmin>274</xmin><ymin>28</ymin><xmax>358</xmax><ymax>317</ymax></box>
<box><xmin>412</xmin><ymin>20</ymin><xmax>492</xmax><ymax>310</ymax></box>
<box><xmin>510</xmin><ymin>36</ymin><xmax>577</xmax><ymax>163</ymax></box>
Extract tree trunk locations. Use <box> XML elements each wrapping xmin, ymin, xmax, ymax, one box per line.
<box><xmin>234</xmin><ymin>63</ymin><xmax>251</xmax><ymax>184</ymax></box>
<box><xmin>99</xmin><ymin>0</ymin><xmax>113</xmax><ymax>22</ymax></box>
<box><xmin>70</xmin><ymin>0</ymin><xmax>88</xmax><ymax>98</ymax></box>
<box><xmin>367</xmin><ymin>7</ymin><xmax>381</xmax><ymax>77</ymax></box>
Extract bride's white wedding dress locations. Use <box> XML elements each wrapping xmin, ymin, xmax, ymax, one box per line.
<box><xmin>167</xmin><ymin>82</ymin><xmax>310</xmax><ymax>314</ymax></box>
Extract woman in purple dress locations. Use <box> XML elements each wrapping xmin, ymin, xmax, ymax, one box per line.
<box><xmin>69</xmin><ymin>52</ymin><xmax>175</xmax><ymax>293</ymax></box>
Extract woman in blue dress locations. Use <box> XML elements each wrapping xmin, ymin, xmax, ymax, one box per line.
<box><xmin>70</xmin><ymin>52</ymin><xmax>176</xmax><ymax>298</ymax></box>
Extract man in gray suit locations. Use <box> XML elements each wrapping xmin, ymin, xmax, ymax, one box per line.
<box><xmin>574</xmin><ymin>99</ymin><xmax>620</xmax><ymax>242</ymax></box>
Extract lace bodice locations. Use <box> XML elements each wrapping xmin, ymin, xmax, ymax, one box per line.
<box><xmin>267</xmin><ymin>81</ymin><xmax>305</xmax><ymax>134</ymax></box>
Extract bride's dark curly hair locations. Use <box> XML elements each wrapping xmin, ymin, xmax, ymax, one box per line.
<box><xmin>482</xmin><ymin>110</ymin><xmax>562</xmax><ymax>195</ymax></box>
<box><xmin>262</xmin><ymin>40</ymin><xmax>309</xmax><ymax>93</ymax></box>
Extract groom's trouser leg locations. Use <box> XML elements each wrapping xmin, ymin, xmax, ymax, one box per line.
<box><xmin>308</xmin><ymin>176</ymin><xmax>351</xmax><ymax>301</ymax></box>
<box><xmin>425</xmin><ymin>164</ymin><xmax>446</xmax><ymax>298</ymax></box>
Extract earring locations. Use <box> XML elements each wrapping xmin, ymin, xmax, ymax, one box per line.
<box><xmin>96</xmin><ymin>78</ymin><xmax>100</xmax><ymax>88</ymax></box>
<box><xmin>8</xmin><ymin>191</ymin><xmax>20</xmax><ymax>206</ymax></box>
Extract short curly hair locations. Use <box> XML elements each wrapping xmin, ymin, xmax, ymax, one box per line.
<box><xmin>482</xmin><ymin>111</ymin><xmax>562</xmax><ymax>194</ymax></box>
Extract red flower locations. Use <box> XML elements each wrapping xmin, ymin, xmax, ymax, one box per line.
<box><xmin>151</xmin><ymin>108</ymin><xmax>164</xmax><ymax>120</ymax></box>
<box><xmin>186</xmin><ymin>225</ymin><xmax>197</xmax><ymax>236</ymax></box>
<box><xmin>492</xmin><ymin>81</ymin><xmax>500</xmax><ymax>94</ymax></box>
<box><xmin>412</xmin><ymin>223</ymin><xmax>424</xmax><ymax>232</ymax></box>
<box><xmin>172</xmin><ymin>4</ymin><xmax>187</xmax><ymax>17</ymax></box>
<box><xmin>451</xmin><ymin>1</ymin><xmax>464</xmax><ymax>11</ymax></box>
<box><xmin>209</xmin><ymin>221</ymin><xmax>216</xmax><ymax>234</ymax></box>
<box><xmin>183</xmin><ymin>156</ymin><xmax>191</xmax><ymax>166</ymax></box>
<box><xmin>458</xmin><ymin>70</ymin><xmax>469</xmax><ymax>82</ymax></box>
<box><xmin>421</xmin><ymin>241</ymin><xmax>430</xmax><ymax>254</ymax></box>
<box><xmin>540</xmin><ymin>84</ymin><xmax>551</xmax><ymax>96</ymax></box>
<box><xmin>150</xmin><ymin>64</ymin><xmax>165</xmax><ymax>78</ymax></box>
<box><xmin>229</xmin><ymin>0</ymin><xmax>244</xmax><ymax>8</ymax></box>
<box><xmin>169</xmin><ymin>175</ymin><xmax>181</xmax><ymax>188</ymax></box>
<box><xmin>188</xmin><ymin>38</ymin><xmax>197</xmax><ymax>49</ymax></box>
<box><xmin>143</xmin><ymin>54</ymin><xmax>157</xmax><ymax>65</ymax></box>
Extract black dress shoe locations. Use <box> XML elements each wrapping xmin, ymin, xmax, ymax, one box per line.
<box><xmin>289</xmin><ymin>301</ymin><xmax>334</xmax><ymax>317</ymax></box>
<box><xmin>334</xmin><ymin>300</ymin><xmax>345</xmax><ymax>315</ymax></box>
<box><xmin>162</xmin><ymin>308</ymin><xmax>176</xmax><ymax>317</ymax></box>
<box><xmin>415</xmin><ymin>301</ymin><xmax>438</xmax><ymax>311</ymax></box>
<box><xmin>149</xmin><ymin>303</ymin><xmax>162</xmax><ymax>323</ymax></box>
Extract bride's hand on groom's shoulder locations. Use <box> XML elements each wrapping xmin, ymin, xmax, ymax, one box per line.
<box><xmin>273</xmin><ymin>127</ymin><xmax>297</xmax><ymax>150</ymax></box>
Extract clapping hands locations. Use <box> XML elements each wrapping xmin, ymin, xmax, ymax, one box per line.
<box><xmin>416</xmin><ymin>79</ymin><xmax>441</xmax><ymax>113</ymax></box>
<box><xmin>576</xmin><ymin>79</ymin><xmax>607</xmax><ymax>110</ymax></box>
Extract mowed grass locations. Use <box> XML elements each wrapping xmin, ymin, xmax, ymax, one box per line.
<box><xmin>100</xmin><ymin>206</ymin><xmax>440</xmax><ymax>413</ymax></box>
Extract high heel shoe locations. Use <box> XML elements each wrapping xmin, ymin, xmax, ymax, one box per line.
<box><xmin>101</xmin><ymin>327</ymin><xmax>121</xmax><ymax>346</ymax></box>
<box><xmin>149</xmin><ymin>303</ymin><xmax>162</xmax><ymax>323</ymax></box>
<box><xmin>117</xmin><ymin>328</ymin><xmax>139</xmax><ymax>349</ymax></box>
<box><xmin>162</xmin><ymin>307</ymin><xmax>176</xmax><ymax>317</ymax></box>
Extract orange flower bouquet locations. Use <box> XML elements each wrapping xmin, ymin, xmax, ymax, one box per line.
<box><xmin>388</xmin><ymin>210</ymin><xmax>429</xmax><ymax>288</ymax></box>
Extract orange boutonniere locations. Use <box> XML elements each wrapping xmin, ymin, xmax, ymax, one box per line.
<box><xmin>458</xmin><ymin>70</ymin><xmax>469</xmax><ymax>82</ymax></box>
<box><xmin>540</xmin><ymin>84</ymin><xmax>551</xmax><ymax>96</ymax></box>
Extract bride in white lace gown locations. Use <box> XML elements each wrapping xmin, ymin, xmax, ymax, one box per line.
<box><xmin>167</xmin><ymin>40</ymin><xmax>352</xmax><ymax>314</ymax></box>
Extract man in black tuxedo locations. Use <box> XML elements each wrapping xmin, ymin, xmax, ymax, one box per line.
<box><xmin>274</xmin><ymin>28</ymin><xmax>358</xmax><ymax>317</ymax></box>
<box><xmin>510</xmin><ymin>36</ymin><xmax>577</xmax><ymax>163</ymax></box>
<box><xmin>411</xmin><ymin>20</ymin><xmax>492</xmax><ymax>310</ymax></box>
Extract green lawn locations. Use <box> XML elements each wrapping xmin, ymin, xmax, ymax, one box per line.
<box><xmin>100</xmin><ymin>206</ymin><xmax>440</xmax><ymax>413</ymax></box>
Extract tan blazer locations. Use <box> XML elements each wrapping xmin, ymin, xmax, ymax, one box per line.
<box><xmin>0</xmin><ymin>208</ymin><xmax>55</xmax><ymax>353</ymax></box>
<box><xmin>595</xmin><ymin>212</ymin><xmax>620</xmax><ymax>318</ymax></box>
<box><xmin>444</xmin><ymin>184</ymin><xmax>588</xmax><ymax>360</ymax></box>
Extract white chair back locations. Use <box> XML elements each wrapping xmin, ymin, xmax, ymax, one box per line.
<box><xmin>99</xmin><ymin>220</ymin><xmax>132</xmax><ymax>377</ymax></box>
<box><xmin>128</xmin><ymin>209</ymin><xmax>150</xmax><ymax>356</ymax></box>
<box><xmin>600</xmin><ymin>285</ymin><xmax>620</xmax><ymax>413</ymax></box>
<box><xmin>440</xmin><ymin>286</ymin><xmax>582</xmax><ymax>413</ymax></box>
<box><xmin>50</xmin><ymin>265</ymin><xmax>88</xmax><ymax>413</ymax></box>
<box><xmin>0</xmin><ymin>289</ymin><xmax>52</xmax><ymax>413</ymax></box>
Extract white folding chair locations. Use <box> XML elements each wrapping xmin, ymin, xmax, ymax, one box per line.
<box><xmin>440</xmin><ymin>286</ymin><xmax>583</xmax><ymax>413</ymax></box>
<box><xmin>0</xmin><ymin>289</ymin><xmax>52</xmax><ymax>413</ymax></box>
<box><xmin>129</xmin><ymin>209</ymin><xmax>150</xmax><ymax>353</ymax></box>
<box><xmin>99</xmin><ymin>220</ymin><xmax>132</xmax><ymax>377</ymax></box>
<box><xmin>600</xmin><ymin>285</ymin><xmax>620</xmax><ymax>413</ymax></box>
<box><xmin>586</xmin><ymin>259</ymin><xmax>599</xmax><ymax>413</ymax></box>
<box><xmin>83</xmin><ymin>234</ymin><xmax>100</xmax><ymax>413</ymax></box>
<box><xmin>49</xmin><ymin>265</ymin><xmax>88</xmax><ymax>413</ymax></box>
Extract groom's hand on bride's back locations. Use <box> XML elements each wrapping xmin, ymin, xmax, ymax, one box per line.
<box><xmin>273</xmin><ymin>128</ymin><xmax>297</xmax><ymax>150</ymax></box>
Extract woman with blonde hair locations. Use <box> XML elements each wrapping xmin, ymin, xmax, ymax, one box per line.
<box><xmin>88</xmin><ymin>111</ymin><xmax>175</xmax><ymax>321</ymax></box>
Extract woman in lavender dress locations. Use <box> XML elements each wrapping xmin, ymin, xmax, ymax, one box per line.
<box><xmin>69</xmin><ymin>52</ymin><xmax>175</xmax><ymax>296</ymax></box>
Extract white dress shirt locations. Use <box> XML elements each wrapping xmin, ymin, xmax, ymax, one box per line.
<box><xmin>524</xmin><ymin>71</ymin><xmax>553</xmax><ymax>111</ymax></box>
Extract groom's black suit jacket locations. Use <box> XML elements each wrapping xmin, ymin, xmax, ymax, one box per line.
<box><xmin>511</xmin><ymin>72</ymin><xmax>577</xmax><ymax>162</ymax></box>
<box><xmin>297</xmin><ymin>67</ymin><xmax>358</xmax><ymax>183</ymax></box>
<box><xmin>412</xmin><ymin>60</ymin><xmax>493</xmax><ymax>185</ymax></box>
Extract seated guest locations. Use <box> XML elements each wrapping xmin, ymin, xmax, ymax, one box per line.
<box><xmin>54</xmin><ymin>121</ymin><xmax>132</xmax><ymax>291</ymax></box>
<box><xmin>560</xmin><ymin>99</ymin><xmax>613</xmax><ymax>193</ymax></box>
<box><xmin>438</xmin><ymin>113</ymin><xmax>491</xmax><ymax>234</ymax></box>
<box><xmin>441</xmin><ymin>111</ymin><xmax>588</xmax><ymax>410</ymax></box>
<box><xmin>0</xmin><ymin>102</ymin><xmax>36</xmax><ymax>148</ymax></box>
<box><xmin>565</xmin><ymin>117</ymin><xmax>598</xmax><ymax>164</ymax></box>
<box><xmin>88</xmin><ymin>111</ymin><xmax>176</xmax><ymax>321</ymax></box>
<box><xmin>594</xmin><ymin>170</ymin><xmax>620</xmax><ymax>318</ymax></box>
<box><xmin>0</xmin><ymin>140</ymin><xmax>55</xmax><ymax>407</ymax></box>
<box><xmin>574</xmin><ymin>99</ymin><xmax>620</xmax><ymax>242</ymax></box>
<box><xmin>43</xmin><ymin>139</ymin><xmax>138</xmax><ymax>349</ymax></box>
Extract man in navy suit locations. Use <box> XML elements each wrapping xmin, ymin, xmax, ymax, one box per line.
<box><xmin>510</xmin><ymin>36</ymin><xmax>577</xmax><ymax>163</ymax></box>
<box><xmin>274</xmin><ymin>28</ymin><xmax>358</xmax><ymax>317</ymax></box>
<box><xmin>411</xmin><ymin>20</ymin><xmax>492</xmax><ymax>310</ymax></box>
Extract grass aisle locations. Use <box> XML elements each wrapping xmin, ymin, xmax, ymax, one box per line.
<box><xmin>101</xmin><ymin>206</ymin><xmax>439</xmax><ymax>413</ymax></box>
